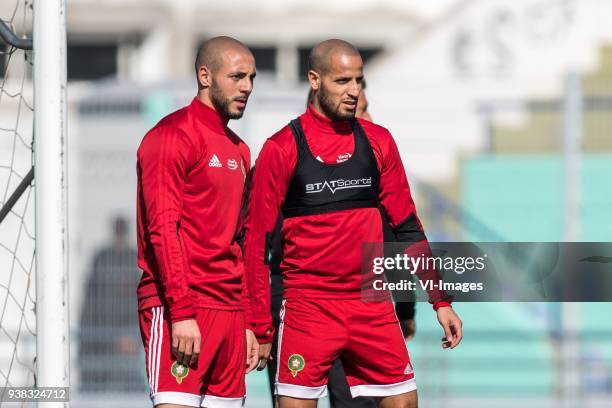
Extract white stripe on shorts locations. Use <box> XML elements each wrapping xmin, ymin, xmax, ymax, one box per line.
<box><xmin>274</xmin><ymin>299</ymin><xmax>286</xmax><ymax>386</ymax></box>
<box><xmin>147</xmin><ymin>307</ymin><xmax>157</xmax><ymax>397</ymax></box>
<box><xmin>148</xmin><ymin>306</ymin><xmax>164</xmax><ymax>396</ymax></box>
<box><xmin>155</xmin><ymin>307</ymin><xmax>164</xmax><ymax>393</ymax></box>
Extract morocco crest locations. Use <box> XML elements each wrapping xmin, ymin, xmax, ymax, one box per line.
<box><xmin>288</xmin><ymin>354</ymin><xmax>305</xmax><ymax>378</ymax></box>
<box><xmin>171</xmin><ymin>361</ymin><xmax>189</xmax><ymax>384</ymax></box>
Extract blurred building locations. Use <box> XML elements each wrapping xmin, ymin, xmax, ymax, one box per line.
<box><xmin>65</xmin><ymin>0</ymin><xmax>441</xmax><ymax>83</ymax></box>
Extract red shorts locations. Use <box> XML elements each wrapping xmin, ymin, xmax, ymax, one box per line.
<box><xmin>275</xmin><ymin>298</ymin><xmax>416</xmax><ymax>399</ymax></box>
<box><xmin>139</xmin><ymin>306</ymin><xmax>246</xmax><ymax>407</ymax></box>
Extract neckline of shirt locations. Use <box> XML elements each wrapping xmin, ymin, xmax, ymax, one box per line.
<box><xmin>306</xmin><ymin>104</ymin><xmax>354</xmax><ymax>135</ymax></box>
<box><xmin>190</xmin><ymin>97</ymin><xmax>230</xmax><ymax>134</ymax></box>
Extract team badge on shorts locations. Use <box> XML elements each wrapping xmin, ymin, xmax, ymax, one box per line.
<box><xmin>288</xmin><ymin>354</ymin><xmax>305</xmax><ymax>377</ymax></box>
<box><xmin>171</xmin><ymin>361</ymin><xmax>189</xmax><ymax>384</ymax></box>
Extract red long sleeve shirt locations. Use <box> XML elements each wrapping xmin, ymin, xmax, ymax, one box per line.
<box><xmin>243</xmin><ymin>106</ymin><xmax>450</xmax><ymax>341</ymax></box>
<box><xmin>136</xmin><ymin>97</ymin><xmax>251</xmax><ymax>323</ymax></box>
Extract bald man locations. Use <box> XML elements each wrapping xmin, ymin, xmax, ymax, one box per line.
<box><xmin>136</xmin><ymin>36</ymin><xmax>258</xmax><ymax>408</ymax></box>
<box><xmin>243</xmin><ymin>39</ymin><xmax>462</xmax><ymax>408</ymax></box>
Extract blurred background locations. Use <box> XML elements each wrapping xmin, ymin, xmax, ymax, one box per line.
<box><xmin>1</xmin><ymin>0</ymin><xmax>612</xmax><ymax>406</ymax></box>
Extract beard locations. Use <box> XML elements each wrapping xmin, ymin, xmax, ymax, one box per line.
<box><xmin>209</xmin><ymin>80</ymin><xmax>245</xmax><ymax>119</ymax></box>
<box><xmin>317</xmin><ymin>85</ymin><xmax>355</xmax><ymax>121</ymax></box>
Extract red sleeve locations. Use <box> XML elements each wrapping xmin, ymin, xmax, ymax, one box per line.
<box><xmin>242</xmin><ymin>273</ymin><xmax>253</xmax><ymax>331</ymax></box>
<box><xmin>241</xmin><ymin>154</ymin><xmax>253</xmax><ymax>330</ymax></box>
<box><xmin>237</xmin><ymin>144</ymin><xmax>253</xmax><ymax>328</ymax></box>
<box><xmin>376</xmin><ymin>129</ymin><xmax>453</xmax><ymax>308</ymax></box>
<box><xmin>137</xmin><ymin>125</ymin><xmax>198</xmax><ymax>322</ymax></box>
<box><xmin>243</xmin><ymin>134</ymin><xmax>295</xmax><ymax>343</ymax></box>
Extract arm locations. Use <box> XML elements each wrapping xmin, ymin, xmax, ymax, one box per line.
<box><xmin>243</xmin><ymin>138</ymin><xmax>293</xmax><ymax>344</ymax></box>
<box><xmin>240</xmin><ymin>168</ymin><xmax>254</xmax><ymax>323</ymax></box>
<box><xmin>137</xmin><ymin>126</ymin><xmax>196</xmax><ymax>323</ymax></box>
<box><xmin>395</xmin><ymin>301</ymin><xmax>415</xmax><ymax>320</ymax></box>
<box><xmin>380</xmin><ymin>210</ymin><xmax>417</xmax><ymax>338</ymax></box>
<box><xmin>395</xmin><ymin>302</ymin><xmax>416</xmax><ymax>340</ymax></box>
<box><xmin>240</xmin><ymin>168</ymin><xmax>261</xmax><ymax>373</ymax></box>
<box><xmin>377</xmin><ymin>131</ymin><xmax>462</xmax><ymax>348</ymax></box>
<box><xmin>377</xmin><ymin>130</ymin><xmax>453</xmax><ymax>307</ymax></box>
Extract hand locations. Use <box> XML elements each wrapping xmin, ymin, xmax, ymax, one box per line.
<box><xmin>436</xmin><ymin>307</ymin><xmax>462</xmax><ymax>349</ymax></box>
<box><xmin>399</xmin><ymin>319</ymin><xmax>416</xmax><ymax>341</ymax></box>
<box><xmin>171</xmin><ymin>319</ymin><xmax>201</xmax><ymax>367</ymax></box>
<box><xmin>257</xmin><ymin>343</ymin><xmax>273</xmax><ymax>371</ymax></box>
<box><xmin>245</xmin><ymin>329</ymin><xmax>259</xmax><ymax>374</ymax></box>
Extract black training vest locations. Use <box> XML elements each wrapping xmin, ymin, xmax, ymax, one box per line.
<box><xmin>282</xmin><ymin>117</ymin><xmax>381</xmax><ymax>218</ymax></box>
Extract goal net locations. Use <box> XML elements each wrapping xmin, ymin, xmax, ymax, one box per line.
<box><xmin>0</xmin><ymin>0</ymin><xmax>36</xmax><ymax>396</ymax></box>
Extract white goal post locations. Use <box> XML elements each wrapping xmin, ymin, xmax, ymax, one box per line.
<box><xmin>33</xmin><ymin>0</ymin><xmax>69</xmax><ymax>405</ymax></box>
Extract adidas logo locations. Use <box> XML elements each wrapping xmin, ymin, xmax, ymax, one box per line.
<box><xmin>208</xmin><ymin>154</ymin><xmax>222</xmax><ymax>168</ymax></box>
<box><xmin>404</xmin><ymin>361</ymin><xmax>414</xmax><ymax>375</ymax></box>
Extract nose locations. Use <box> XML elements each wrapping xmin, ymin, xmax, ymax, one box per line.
<box><xmin>348</xmin><ymin>80</ymin><xmax>360</xmax><ymax>99</ymax></box>
<box><xmin>240</xmin><ymin>78</ymin><xmax>253</xmax><ymax>95</ymax></box>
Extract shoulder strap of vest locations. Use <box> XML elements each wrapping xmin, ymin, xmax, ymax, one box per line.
<box><xmin>288</xmin><ymin>118</ymin><xmax>306</xmax><ymax>157</ymax></box>
<box><xmin>352</xmin><ymin>119</ymin><xmax>374</xmax><ymax>151</ymax></box>
<box><xmin>353</xmin><ymin>120</ymin><xmax>380</xmax><ymax>178</ymax></box>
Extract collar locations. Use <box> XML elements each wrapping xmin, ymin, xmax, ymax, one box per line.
<box><xmin>306</xmin><ymin>104</ymin><xmax>353</xmax><ymax>135</ymax></box>
<box><xmin>190</xmin><ymin>97</ymin><xmax>229</xmax><ymax>133</ymax></box>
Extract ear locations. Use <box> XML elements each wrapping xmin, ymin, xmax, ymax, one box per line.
<box><xmin>308</xmin><ymin>70</ymin><xmax>320</xmax><ymax>91</ymax></box>
<box><xmin>198</xmin><ymin>65</ymin><xmax>212</xmax><ymax>88</ymax></box>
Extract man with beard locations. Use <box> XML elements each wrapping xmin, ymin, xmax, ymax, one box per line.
<box><xmin>136</xmin><ymin>36</ymin><xmax>258</xmax><ymax>408</ymax></box>
<box><xmin>260</xmin><ymin>82</ymin><xmax>416</xmax><ymax>408</ymax></box>
<box><xmin>243</xmin><ymin>39</ymin><xmax>462</xmax><ymax>408</ymax></box>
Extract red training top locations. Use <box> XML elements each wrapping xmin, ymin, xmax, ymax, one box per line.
<box><xmin>136</xmin><ymin>97</ymin><xmax>251</xmax><ymax>323</ymax></box>
<box><xmin>243</xmin><ymin>106</ymin><xmax>450</xmax><ymax>342</ymax></box>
